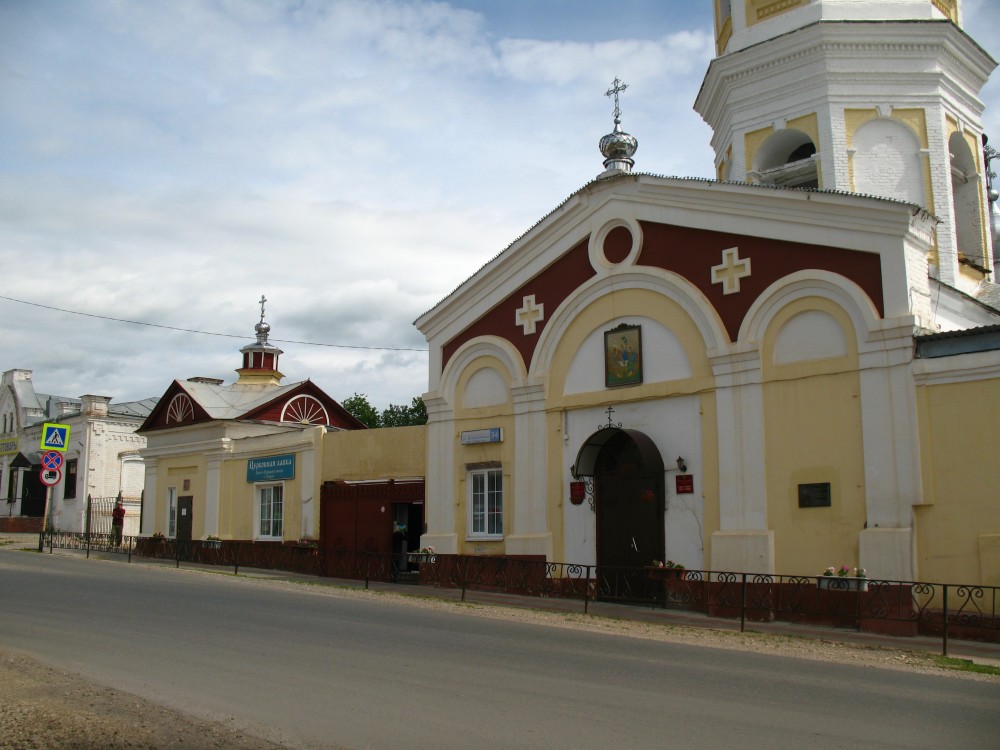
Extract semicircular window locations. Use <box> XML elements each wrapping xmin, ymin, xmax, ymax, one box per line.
<box><xmin>166</xmin><ymin>394</ymin><xmax>195</xmax><ymax>424</ymax></box>
<box><xmin>281</xmin><ymin>395</ymin><xmax>330</xmax><ymax>425</ymax></box>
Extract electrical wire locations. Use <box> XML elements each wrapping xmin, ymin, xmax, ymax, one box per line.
<box><xmin>0</xmin><ymin>294</ymin><xmax>428</xmax><ymax>353</ymax></box>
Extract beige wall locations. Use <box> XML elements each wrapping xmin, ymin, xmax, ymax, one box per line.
<box><xmin>761</xmin><ymin>299</ymin><xmax>867</xmax><ymax>577</ymax></box>
<box><xmin>916</xmin><ymin>377</ymin><xmax>1000</xmax><ymax>585</ymax></box>
<box><xmin>323</xmin><ymin>426</ymin><xmax>426</xmax><ymax>482</ymax></box>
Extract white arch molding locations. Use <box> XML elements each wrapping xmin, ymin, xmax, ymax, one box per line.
<box><xmin>165</xmin><ymin>394</ymin><xmax>194</xmax><ymax>424</ymax></box>
<box><xmin>281</xmin><ymin>395</ymin><xmax>330</xmax><ymax>425</ymax></box>
<box><xmin>531</xmin><ymin>268</ymin><xmax>729</xmax><ymax>380</ymax></box>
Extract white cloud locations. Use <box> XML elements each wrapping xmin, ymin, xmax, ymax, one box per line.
<box><xmin>1</xmin><ymin>0</ymin><xmax>996</xmax><ymax>410</ymax></box>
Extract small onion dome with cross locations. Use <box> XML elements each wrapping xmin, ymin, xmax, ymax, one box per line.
<box><xmin>598</xmin><ymin>77</ymin><xmax>638</xmax><ymax>178</ymax></box>
<box><xmin>237</xmin><ymin>294</ymin><xmax>285</xmax><ymax>385</ymax></box>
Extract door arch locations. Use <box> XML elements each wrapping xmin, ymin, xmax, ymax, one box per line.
<box><xmin>574</xmin><ymin>428</ymin><xmax>665</xmax><ymax>569</ymax></box>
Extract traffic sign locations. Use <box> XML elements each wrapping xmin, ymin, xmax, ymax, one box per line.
<box><xmin>40</xmin><ymin>423</ymin><xmax>70</xmax><ymax>452</ymax></box>
<box><xmin>40</xmin><ymin>468</ymin><xmax>61</xmax><ymax>486</ymax></box>
<box><xmin>41</xmin><ymin>451</ymin><xmax>64</xmax><ymax>470</ymax></box>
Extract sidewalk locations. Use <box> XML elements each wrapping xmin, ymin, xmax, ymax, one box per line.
<box><xmin>6</xmin><ymin>534</ymin><xmax>1000</xmax><ymax>669</ymax></box>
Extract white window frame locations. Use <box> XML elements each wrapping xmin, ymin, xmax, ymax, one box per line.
<box><xmin>167</xmin><ymin>487</ymin><xmax>177</xmax><ymax>538</ymax></box>
<box><xmin>467</xmin><ymin>467</ymin><xmax>503</xmax><ymax>540</ymax></box>
<box><xmin>256</xmin><ymin>483</ymin><xmax>284</xmax><ymax>541</ymax></box>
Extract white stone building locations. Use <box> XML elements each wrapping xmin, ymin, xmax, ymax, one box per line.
<box><xmin>0</xmin><ymin>369</ymin><xmax>157</xmax><ymax>534</ymax></box>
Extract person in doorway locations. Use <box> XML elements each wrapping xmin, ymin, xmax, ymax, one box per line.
<box><xmin>391</xmin><ymin>521</ymin><xmax>407</xmax><ymax>581</ymax></box>
<box><xmin>111</xmin><ymin>500</ymin><xmax>126</xmax><ymax>546</ymax></box>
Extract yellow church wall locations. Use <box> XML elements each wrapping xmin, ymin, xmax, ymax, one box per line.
<box><xmin>158</xmin><ymin>458</ymin><xmax>207</xmax><ymax>538</ymax></box>
<box><xmin>915</xmin><ymin>378</ymin><xmax>1000</xmax><ymax>585</ymax></box>
<box><xmin>322</xmin><ymin>425</ymin><xmax>426</xmax><ymax>483</ymax></box>
<box><xmin>744</xmin><ymin>125</ymin><xmax>774</xmax><ymax>176</ymax></box>
<box><xmin>448</xmin><ymin>356</ymin><xmax>515</xmax><ymax>556</ymax></box>
<box><xmin>761</xmin><ymin>299</ymin><xmax>867</xmax><ymax>576</ymax></box>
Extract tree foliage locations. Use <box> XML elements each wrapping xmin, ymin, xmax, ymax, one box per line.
<box><xmin>342</xmin><ymin>393</ymin><xmax>427</xmax><ymax>428</ymax></box>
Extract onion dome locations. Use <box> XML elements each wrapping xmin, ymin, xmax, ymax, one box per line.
<box><xmin>237</xmin><ymin>294</ymin><xmax>284</xmax><ymax>385</ymax></box>
<box><xmin>599</xmin><ymin>77</ymin><xmax>638</xmax><ymax>176</ymax></box>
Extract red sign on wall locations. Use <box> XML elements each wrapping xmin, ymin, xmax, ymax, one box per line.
<box><xmin>569</xmin><ymin>481</ymin><xmax>586</xmax><ymax>505</ymax></box>
<box><xmin>676</xmin><ymin>474</ymin><xmax>694</xmax><ymax>494</ymax></box>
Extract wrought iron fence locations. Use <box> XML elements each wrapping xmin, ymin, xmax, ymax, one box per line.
<box><xmin>37</xmin><ymin>531</ymin><xmax>999</xmax><ymax>654</ymax></box>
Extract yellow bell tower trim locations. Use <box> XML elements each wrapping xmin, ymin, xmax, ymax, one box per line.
<box><xmin>745</xmin><ymin>0</ymin><xmax>807</xmax><ymax>27</ymax></box>
<box><xmin>931</xmin><ymin>0</ymin><xmax>958</xmax><ymax>23</ymax></box>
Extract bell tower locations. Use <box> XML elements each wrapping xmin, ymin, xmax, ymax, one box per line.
<box><xmin>236</xmin><ymin>295</ymin><xmax>284</xmax><ymax>386</ymax></box>
<box><xmin>695</xmin><ymin>0</ymin><xmax>996</xmax><ymax>296</ymax></box>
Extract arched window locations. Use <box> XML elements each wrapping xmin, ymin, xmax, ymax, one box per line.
<box><xmin>853</xmin><ymin>119</ymin><xmax>925</xmax><ymax>206</ymax></box>
<box><xmin>166</xmin><ymin>394</ymin><xmax>195</xmax><ymax>424</ymax></box>
<box><xmin>950</xmin><ymin>131</ymin><xmax>987</xmax><ymax>267</ymax></box>
<box><xmin>755</xmin><ymin>129</ymin><xmax>818</xmax><ymax>188</ymax></box>
<box><xmin>280</xmin><ymin>395</ymin><xmax>330</xmax><ymax>425</ymax></box>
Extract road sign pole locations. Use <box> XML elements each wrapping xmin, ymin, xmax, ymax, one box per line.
<box><xmin>38</xmin><ymin>485</ymin><xmax>51</xmax><ymax>552</ymax></box>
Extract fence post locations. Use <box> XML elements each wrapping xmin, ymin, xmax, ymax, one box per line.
<box><xmin>740</xmin><ymin>573</ymin><xmax>747</xmax><ymax>633</ymax></box>
<box><xmin>85</xmin><ymin>495</ymin><xmax>92</xmax><ymax>559</ymax></box>
<box><xmin>584</xmin><ymin>565</ymin><xmax>591</xmax><ymax>615</ymax></box>
<box><xmin>461</xmin><ymin>555</ymin><xmax>469</xmax><ymax>603</ymax></box>
<box><xmin>942</xmin><ymin>584</ymin><xmax>949</xmax><ymax>657</ymax></box>
<box><xmin>364</xmin><ymin>551</ymin><xmax>371</xmax><ymax>590</ymax></box>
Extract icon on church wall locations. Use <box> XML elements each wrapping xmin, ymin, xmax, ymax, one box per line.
<box><xmin>604</xmin><ymin>324</ymin><xmax>643</xmax><ymax>387</ymax></box>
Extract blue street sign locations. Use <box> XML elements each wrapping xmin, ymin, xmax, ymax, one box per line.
<box><xmin>40</xmin><ymin>423</ymin><xmax>70</xmax><ymax>452</ymax></box>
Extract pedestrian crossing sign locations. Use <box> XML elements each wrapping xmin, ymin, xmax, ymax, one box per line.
<box><xmin>40</xmin><ymin>423</ymin><xmax>70</xmax><ymax>452</ymax></box>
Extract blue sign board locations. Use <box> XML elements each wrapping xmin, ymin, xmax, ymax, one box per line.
<box><xmin>460</xmin><ymin>427</ymin><xmax>503</xmax><ymax>445</ymax></box>
<box><xmin>40</xmin><ymin>423</ymin><xmax>70</xmax><ymax>452</ymax></box>
<box><xmin>247</xmin><ymin>454</ymin><xmax>295</xmax><ymax>483</ymax></box>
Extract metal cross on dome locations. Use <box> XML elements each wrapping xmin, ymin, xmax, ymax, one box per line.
<box><xmin>605</xmin><ymin>77</ymin><xmax>628</xmax><ymax>123</ymax></box>
<box><xmin>258</xmin><ymin>294</ymin><xmax>267</xmax><ymax>323</ymax></box>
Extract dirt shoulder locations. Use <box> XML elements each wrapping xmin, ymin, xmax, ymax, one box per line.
<box><xmin>0</xmin><ymin>649</ymin><xmax>289</xmax><ymax>750</ymax></box>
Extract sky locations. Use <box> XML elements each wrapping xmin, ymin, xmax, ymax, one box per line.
<box><xmin>2</xmin><ymin>0</ymin><xmax>999</xmax><ymax>410</ymax></box>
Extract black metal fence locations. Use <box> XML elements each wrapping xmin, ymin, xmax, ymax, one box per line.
<box><xmin>40</xmin><ymin>531</ymin><xmax>321</xmax><ymax>576</ymax></box>
<box><xmin>38</xmin><ymin>532</ymin><xmax>999</xmax><ymax>654</ymax></box>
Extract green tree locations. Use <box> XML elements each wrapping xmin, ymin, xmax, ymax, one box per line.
<box><xmin>381</xmin><ymin>396</ymin><xmax>427</xmax><ymax>427</ymax></box>
<box><xmin>341</xmin><ymin>394</ymin><xmax>427</xmax><ymax>428</ymax></box>
<box><xmin>341</xmin><ymin>393</ymin><xmax>381</xmax><ymax>428</ymax></box>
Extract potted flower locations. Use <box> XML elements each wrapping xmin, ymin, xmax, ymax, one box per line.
<box><xmin>647</xmin><ymin>559</ymin><xmax>686</xmax><ymax>581</ymax></box>
<box><xmin>818</xmin><ymin>564</ymin><xmax>868</xmax><ymax>591</ymax></box>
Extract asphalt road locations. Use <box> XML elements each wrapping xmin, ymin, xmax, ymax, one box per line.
<box><xmin>1</xmin><ymin>551</ymin><xmax>996</xmax><ymax>749</ymax></box>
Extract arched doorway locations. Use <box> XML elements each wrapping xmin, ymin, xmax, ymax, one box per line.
<box><xmin>574</xmin><ymin>428</ymin><xmax>665</xmax><ymax>570</ymax></box>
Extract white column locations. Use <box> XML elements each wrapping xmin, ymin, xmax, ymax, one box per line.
<box><xmin>857</xmin><ymin>329</ymin><xmax>921</xmax><ymax>580</ymax></box>
<box><xmin>300</xmin><ymin>447</ymin><xmax>315</xmax><ymax>539</ymax></box>
<box><xmin>505</xmin><ymin>382</ymin><xmax>552</xmax><ymax>558</ymax></box>
<box><xmin>709</xmin><ymin>349</ymin><xmax>774</xmax><ymax>574</ymax></box>
<box><xmin>204</xmin><ymin>458</ymin><xmax>221</xmax><ymax>538</ymax></box>
<box><xmin>420</xmin><ymin>396</ymin><xmax>457</xmax><ymax>553</ymax></box>
<box><xmin>141</xmin><ymin>460</ymin><xmax>158</xmax><ymax>535</ymax></box>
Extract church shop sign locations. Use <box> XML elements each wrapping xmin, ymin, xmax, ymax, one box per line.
<box><xmin>247</xmin><ymin>454</ymin><xmax>295</xmax><ymax>483</ymax></box>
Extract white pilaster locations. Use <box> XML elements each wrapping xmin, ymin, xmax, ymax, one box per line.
<box><xmin>141</xmin><ymin>460</ymin><xmax>158</xmax><ymax>535</ymax></box>
<box><xmin>204</xmin><ymin>458</ymin><xmax>221</xmax><ymax>538</ymax></box>
<box><xmin>505</xmin><ymin>382</ymin><xmax>552</xmax><ymax>558</ymax></box>
<box><xmin>709</xmin><ymin>348</ymin><xmax>774</xmax><ymax>574</ymax></box>
<box><xmin>420</xmin><ymin>396</ymin><xmax>458</xmax><ymax>553</ymax></box>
